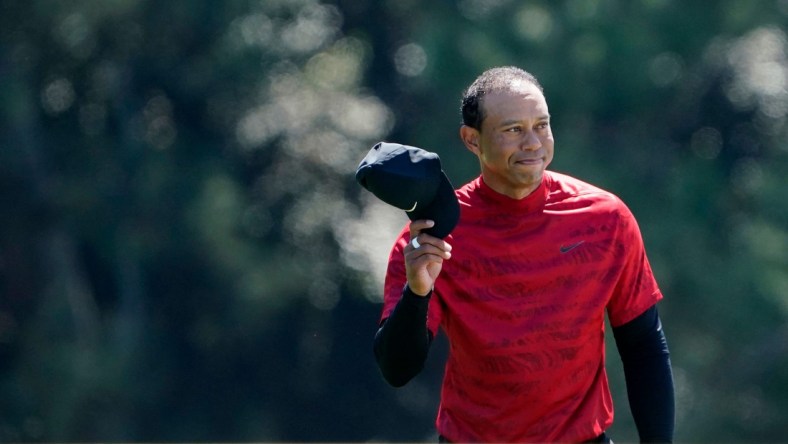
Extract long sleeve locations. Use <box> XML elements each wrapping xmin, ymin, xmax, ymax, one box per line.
<box><xmin>612</xmin><ymin>305</ymin><xmax>675</xmax><ymax>443</ymax></box>
<box><xmin>373</xmin><ymin>285</ymin><xmax>434</xmax><ymax>387</ymax></box>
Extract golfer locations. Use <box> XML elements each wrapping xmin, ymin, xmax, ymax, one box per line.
<box><xmin>373</xmin><ymin>66</ymin><xmax>674</xmax><ymax>443</ymax></box>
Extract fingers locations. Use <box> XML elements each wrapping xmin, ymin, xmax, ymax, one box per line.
<box><xmin>408</xmin><ymin>219</ymin><xmax>435</xmax><ymax>238</ymax></box>
<box><xmin>407</xmin><ymin>239</ymin><xmax>452</xmax><ymax>261</ymax></box>
<box><xmin>406</xmin><ymin>220</ymin><xmax>452</xmax><ymax>260</ymax></box>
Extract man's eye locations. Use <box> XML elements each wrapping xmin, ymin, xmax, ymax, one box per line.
<box><xmin>505</xmin><ymin>127</ymin><xmax>521</xmax><ymax>133</ymax></box>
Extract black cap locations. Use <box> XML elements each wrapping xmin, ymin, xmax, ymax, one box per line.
<box><xmin>355</xmin><ymin>142</ymin><xmax>459</xmax><ymax>238</ymax></box>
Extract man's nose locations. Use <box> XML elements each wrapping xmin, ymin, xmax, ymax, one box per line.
<box><xmin>521</xmin><ymin>130</ymin><xmax>541</xmax><ymax>151</ymax></box>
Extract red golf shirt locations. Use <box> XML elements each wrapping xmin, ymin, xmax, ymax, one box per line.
<box><xmin>381</xmin><ymin>171</ymin><xmax>663</xmax><ymax>442</ymax></box>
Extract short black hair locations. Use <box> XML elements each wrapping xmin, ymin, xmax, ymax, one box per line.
<box><xmin>460</xmin><ymin>66</ymin><xmax>544</xmax><ymax>130</ymax></box>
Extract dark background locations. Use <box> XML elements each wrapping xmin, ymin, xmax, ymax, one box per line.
<box><xmin>1</xmin><ymin>0</ymin><xmax>787</xmax><ymax>442</ymax></box>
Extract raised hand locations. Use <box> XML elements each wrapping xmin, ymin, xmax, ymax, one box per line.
<box><xmin>404</xmin><ymin>220</ymin><xmax>452</xmax><ymax>296</ymax></box>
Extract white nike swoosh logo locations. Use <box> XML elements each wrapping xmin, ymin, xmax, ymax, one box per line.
<box><xmin>405</xmin><ymin>201</ymin><xmax>418</xmax><ymax>212</ymax></box>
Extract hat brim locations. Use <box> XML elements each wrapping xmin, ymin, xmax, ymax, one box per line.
<box><xmin>406</xmin><ymin>171</ymin><xmax>459</xmax><ymax>239</ymax></box>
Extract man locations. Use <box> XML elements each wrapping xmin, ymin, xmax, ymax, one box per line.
<box><xmin>373</xmin><ymin>66</ymin><xmax>674</xmax><ymax>443</ymax></box>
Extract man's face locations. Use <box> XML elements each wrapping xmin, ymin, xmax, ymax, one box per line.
<box><xmin>463</xmin><ymin>81</ymin><xmax>554</xmax><ymax>199</ymax></box>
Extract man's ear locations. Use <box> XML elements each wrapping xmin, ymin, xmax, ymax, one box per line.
<box><xmin>459</xmin><ymin>125</ymin><xmax>481</xmax><ymax>155</ymax></box>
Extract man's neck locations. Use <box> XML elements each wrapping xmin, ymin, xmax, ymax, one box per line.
<box><xmin>481</xmin><ymin>175</ymin><xmax>543</xmax><ymax>200</ymax></box>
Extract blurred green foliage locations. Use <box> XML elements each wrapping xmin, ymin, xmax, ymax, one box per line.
<box><xmin>1</xmin><ymin>0</ymin><xmax>787</xmax><ymax>441</ymax></box>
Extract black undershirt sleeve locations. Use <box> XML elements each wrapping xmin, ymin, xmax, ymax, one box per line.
<box><xmin>612</xmin><ymin>305</ymin><xmax>675</xmax><ymax>443</ymax></box>
<box><xmin>373</xmin><ymin>285</ymin><xmax>434</xmax><ymax>387</ymax></box>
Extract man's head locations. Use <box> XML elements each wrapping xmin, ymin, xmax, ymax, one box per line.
<box><xmin>460</xmin><ymin>66</ymin><xmax>544</xmax><ymax>130</ymax></box>
<box><xmin>459</xmin><ymin>66</ymin><xmax>554</xmax><ymax>200</ymax></box>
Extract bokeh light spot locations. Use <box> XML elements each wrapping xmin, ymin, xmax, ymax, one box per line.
<box><xmin>394</xmin><ymin>43</ymin><xmax>428</xmax><ymax>77</ymax></box>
